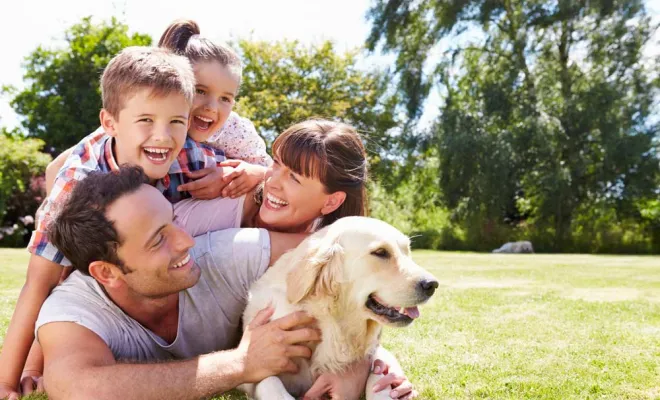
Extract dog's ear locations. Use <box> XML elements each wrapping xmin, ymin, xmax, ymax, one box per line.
<box><xmin>287</xmin><ymin>237</ymin><xmax>343</xmax><ymax>304</ymax></box>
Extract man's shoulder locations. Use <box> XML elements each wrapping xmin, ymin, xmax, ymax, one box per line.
<box><xmin>37</xmin><ymin>272</ymin><xmax>121</xmax><ymax>345</ymax></box>
<box><xmin>40</xmin><ymin>272</ymin><xmax>109</xmax><ymax>313</ymax></box>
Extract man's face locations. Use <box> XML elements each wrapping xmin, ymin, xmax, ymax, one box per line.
<box><xmin>105</xmin><ymin>184</ymin><xmax>200</xmax><ymax>298</ymax></box>
<box><xmin>107</xmin><ymin>89</ymin><xmax>191</xmax><ymax>181</ymax></box>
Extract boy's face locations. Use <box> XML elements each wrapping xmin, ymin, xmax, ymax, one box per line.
<box><xmin>189</xmin><ymin>61</ymin><xmax>240</xmax><ymax>142</ymax></box>
<box><xmin>102</xmin><ymin>89</ymin><xmax>191</xmax><ymax>181</ymax></box>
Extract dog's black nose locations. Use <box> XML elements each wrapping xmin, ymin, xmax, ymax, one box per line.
<box><xmin>418</xmin><ymin>279</ymin><xmax>439</xmax><ymax>297</ymax></box>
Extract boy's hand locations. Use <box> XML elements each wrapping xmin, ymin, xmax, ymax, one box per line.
<box><xmin>0</xmin><ymin>383</ymin><xmax>19</xmax><ymax>400</ymax></box>
<box><xmin>178</xmin><ymin>166</ymin><xmax>235</xmax><ymax>199</ymax></box>
<box><xmin>19</xmin><ymin>370</ymin><xmax>44</xmax><ymax>397</ymax></box>
<box><xmin>218</xmin><ymin>160</ymin><xmax>267</xmax><ymax>199</ymax></box>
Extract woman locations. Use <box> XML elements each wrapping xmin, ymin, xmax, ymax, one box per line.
<box><xmin>174</xmin><ymin>119</ymin><xmax>368</xmax><ymax>235</ymax></box>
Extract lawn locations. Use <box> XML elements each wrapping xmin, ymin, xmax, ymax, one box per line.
<box><xmin>1</xmin><ymin>248</ymin><xmax>659</xmax><ymax>399</ymax></box>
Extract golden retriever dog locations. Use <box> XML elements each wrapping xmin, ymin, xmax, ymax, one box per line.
<box><xmin>240</xmin><ymin>216</ymin><xmax>438</xmax><ymax>400</ymax></box>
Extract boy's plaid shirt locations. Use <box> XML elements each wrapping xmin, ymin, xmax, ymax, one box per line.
<box><xmin>27</xmin><ymin>128</ymin><xmax>225</xmax><ymax>266</ymax></box>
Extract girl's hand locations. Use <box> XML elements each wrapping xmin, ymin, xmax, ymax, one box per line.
<box><xmin>218</xmin><ymin>160</ymin><xmax>267</xmax><ymax>199</ymax></box>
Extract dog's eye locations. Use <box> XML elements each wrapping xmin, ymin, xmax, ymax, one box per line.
<box><xmin>371</xmin><ymin>248</ymin><xmax>390</xmax><ymax>259</ymax></box>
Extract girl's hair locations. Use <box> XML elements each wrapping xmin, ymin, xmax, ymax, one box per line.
<box><xmin>272</xmin><ymin>119</ymin><xmax>368</xmax><ymax>228</ymax></box>
<box><xmin>158</xmin><ymin>19</ymin><xmax>242</xmax><ymax>82</ymax></box>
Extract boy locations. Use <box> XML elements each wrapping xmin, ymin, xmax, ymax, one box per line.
<box><xmin>0</xmin><ymin>46</ymin><xmax>230</xmax><ymax>399</ymax></box>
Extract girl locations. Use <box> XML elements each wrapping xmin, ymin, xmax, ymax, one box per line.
<box><xmin>159</xmin><ymin>20</ymin><xmax>272</xmax><ymax>199</ymax></box>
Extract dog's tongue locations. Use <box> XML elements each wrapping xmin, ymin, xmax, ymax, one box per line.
<box><xmin>403</xmin><ymin>307</ymin><xmax>420</xmax><ymax>319</ymax></box>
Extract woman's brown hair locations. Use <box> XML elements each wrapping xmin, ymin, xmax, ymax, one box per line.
<box><xmin>158</xmin><ymin>19</ymin><xmax>242</xmax><ymax>82</ymax></box>
<box><xmin>272</xmin><ymin>119</ymin><xmax>368</xmax><ymax>228</ymax></box>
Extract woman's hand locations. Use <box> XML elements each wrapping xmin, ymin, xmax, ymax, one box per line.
<box><xmin>303</xmin><ymin>358</ymin><xmax>370</xmax><ymax>400</ymax></box>
<box><xmin>371</xmin><ymin>359</ymin><xmax>418</xmax><ymax>399</ymax></box>
<box><xmin>303</xmin><ymin>357</ymin><xmax>417</xmax><ymax>400</ymax></box>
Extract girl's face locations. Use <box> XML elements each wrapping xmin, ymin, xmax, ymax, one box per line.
<box><xmin>189</xmin><ymin>61</ymin><xmax>240</xmax><ymax>142</ymax></box>
<box><xmin>259</xmin><ymin>156</ymin><xmax>343</xmax><ymax>233</ymax></box>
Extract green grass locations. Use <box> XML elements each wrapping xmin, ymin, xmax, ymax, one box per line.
<box><xmin>2</xmin><ymin>248</ymin><xmax>659</xmax><ymax>399</ymax></box>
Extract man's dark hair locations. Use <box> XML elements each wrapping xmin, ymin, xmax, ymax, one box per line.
<box><xmin>48</xmin><ymin>166</ymin><xmax>149</xmax><ymax>275</ymax></box>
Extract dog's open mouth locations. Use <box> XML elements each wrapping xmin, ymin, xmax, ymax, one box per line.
<box><xmin>366</xmin><ymin>294</ymin><xmax>420</xmax><ymax>325</ymax></box>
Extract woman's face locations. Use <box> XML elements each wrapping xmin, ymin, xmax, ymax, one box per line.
<box><xmin>188</xmin><ymin>61</ymin><xmax>239</xmax><ymax>142</ymax></box>
<box><xmin>259</xmin><ymin>156</ymin><xmax>337</xmax><ymax>232</ymax></box>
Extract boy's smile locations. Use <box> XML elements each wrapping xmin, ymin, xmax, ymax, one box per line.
<box><xmin>102</xmin><ymin>89</ymin><xmax>190</xmax><ymax>181</ymax></box>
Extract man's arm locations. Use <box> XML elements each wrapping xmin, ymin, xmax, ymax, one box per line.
<box><xmin>40</xmin><ymin>322</ymin><xmax>244</xmax><ymax>400</ymax></box>
<box><xmin>39</xmin><ymin>308</ymin><xmax>320</xmax><ymax>400</ymax></box>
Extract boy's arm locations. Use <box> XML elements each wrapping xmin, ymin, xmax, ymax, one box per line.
<box><xmin>45</xmin><ymin>148</ymin><xmax>73</xmax><ymax>196</ymax></box>
<box><xmin>0</xmin><ymin>161</ymin><xmax>81</xmax><ymax>395</ymax></box>
<box><xmin>0</xmin><ymin>255</ymin><xmax>63</xmax><ymax>395</ymax></box>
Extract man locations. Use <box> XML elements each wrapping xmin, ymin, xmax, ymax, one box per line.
<box><xmin>36</xmin><ymin>167</ymin><xmax>410</xmax><ymax>400</ymax></box>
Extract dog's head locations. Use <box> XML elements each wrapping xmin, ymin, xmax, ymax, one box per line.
<box><xmin>286</xmin><ymin>217</ymin><xmax>438</xmax><ymax>327</ymax></box>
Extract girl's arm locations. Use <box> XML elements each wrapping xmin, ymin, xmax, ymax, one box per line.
<box><xmin>207</xmin><ymin>112</ymin><xmax>272</xmax><ymax>167</ymax></box>
<box><xmin>0</xmin><ymin>255</ymin><xmax>63</xmax><ymax>395</ymax></box>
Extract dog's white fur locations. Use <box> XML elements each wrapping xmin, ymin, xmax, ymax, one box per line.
<box><xmin>239</xmin><ymin>217</ymin><xmax>437</xmax><ymax>400</ymax></box>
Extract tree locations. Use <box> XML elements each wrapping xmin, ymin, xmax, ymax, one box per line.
<box><xmin>0</xmin><ymin>128</ymin><xmax>51</xmax><ymax>246</ymax></box>
<box><xmin>233</xmin><ymin>39</ymin><xmax>401</xmax><ymax>181</ymax></box>
<box><xmin>4</xmin><ymin>17</ymin><xmax>151</xmax><ymax>153</ymax></box>
<box><xmin>367</xmin><ymin>0</ymin><xmax>660</xmax><ymax>251</ymax></box>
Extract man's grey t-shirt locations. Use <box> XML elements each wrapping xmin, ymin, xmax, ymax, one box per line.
<box><xmin>35</xmin><ymin>228</ymin><xmax>270</xmax><ymax>361</ymax></box>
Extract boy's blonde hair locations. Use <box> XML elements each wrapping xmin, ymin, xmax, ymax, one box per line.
<box><xmin>100</xmin><ymin>46</ymin><xmax>196</xmax><ymax>118</ymax></box>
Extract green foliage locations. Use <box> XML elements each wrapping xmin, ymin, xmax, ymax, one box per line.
<box><xmin>233</xmin><ymin>39</ymin><xmax>401</xmax><ymax>173</ymax></box>
<box><xmin>369</xmin><ymin>154</ymin><xmax>467</xmax><ymax>250</ymax></box>
<box><xmin>0</xmin><ymin>129</ymin><xmax>51</xmax><ymax>246</ymax></box>
<box><xmin>4</xmin><ymin>17</ymin><xmax>151</xmax><ymax>152</ymax></box>
<box><xmin>368</xmin><ymin>0</ymin><xmax>660</xmax><ymax>252</ymax></box>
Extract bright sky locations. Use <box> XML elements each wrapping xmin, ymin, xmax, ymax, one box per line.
<box><xmin>1</xmin><ymin>0</ymin><xmax>659</xmax><ymax>132</ymax></box>
<box><xmin>0</xmin><ymin>0</ymin><xmax>390</xmax><ymax>130</ymax></box>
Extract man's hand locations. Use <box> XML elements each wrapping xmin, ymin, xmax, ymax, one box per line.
<box><xmin>218</xmin><ymin>160</ymin><xmax>267</xmax><ymax>199</ymax></box>
<box><xmin>0</xmin><ymin>383</ymin><xmax>19</xmax><ymax>400</ymax></box>
<box><xmin>371</xmin><ymin>359</ymin><xmax>418</xmax><ymax>399</ymax></box>
<box><xmin>237</xmin><ymin>307</ymin><xmax>321</xmax><ymax>384</ymax></box>
<box><xmin>178</xmin><ymin>166</ymin><xmax>235</xmax><ymax>199</ymax></box>
<box><xmin>19</xmin><ymin>370</ymin><xmax>44</xmax><ymax>397</ymax></box>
